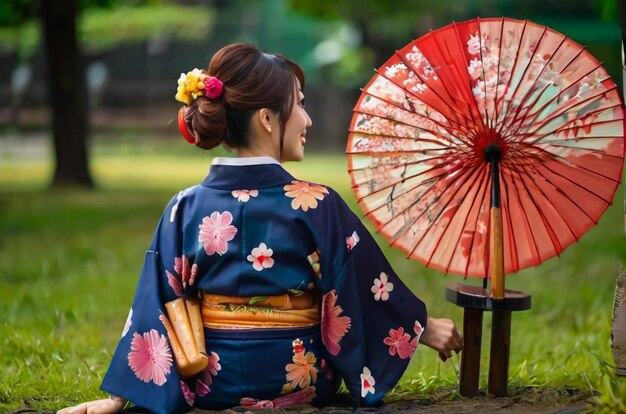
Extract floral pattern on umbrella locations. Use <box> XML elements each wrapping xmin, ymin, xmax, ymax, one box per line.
<box><xmin>347</xmin><ymin>17</ymin><xmax>624</xmax><ymax>278</ymax></box>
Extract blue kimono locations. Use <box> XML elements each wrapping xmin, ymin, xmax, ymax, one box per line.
<box><xmin>101</xmin><ymin>156</ymin><xmax>428</xmax><ymax>413</ymax></box>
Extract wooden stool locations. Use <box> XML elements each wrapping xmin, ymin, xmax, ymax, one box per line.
<box><xmin>446</xmin><ymin>283</ymin><xmax>531</xmax><ymax>397</ymax></box>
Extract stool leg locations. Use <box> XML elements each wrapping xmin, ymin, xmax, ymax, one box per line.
<box><xmin>459</xmin><ymin>307</ymin><xmax>483</xmax><ymax>397</ymax></box>
<box><xmin>488</xmin><ymin>310</ymin><xmax>512</xmax><ymax>397</ymax></box>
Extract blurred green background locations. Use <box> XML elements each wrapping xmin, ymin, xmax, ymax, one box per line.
<box><xmin>1</xmin><ymin>0</ymin><xmax>625</xmax><ymax>412</ymax></box>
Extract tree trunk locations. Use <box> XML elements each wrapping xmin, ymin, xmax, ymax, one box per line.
<box><xmin>40</xmin><ymin>0</ymin><xmax>93</xmax><ymax>187</ymax></box>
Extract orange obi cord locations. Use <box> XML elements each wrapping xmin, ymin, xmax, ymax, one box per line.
<box><xmin>201</xmin><ymin>291</ymin><xmax>321</xmax><ymax>329</ymax></box>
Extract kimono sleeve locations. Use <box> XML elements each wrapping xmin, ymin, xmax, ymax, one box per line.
<box><xmin>311</xmin><ymin>189</ymin><xmax>428</xmax><ymax>406</ymax></box>
<box><xmin>100</xmin><ymin>192</ymin><xmax>194</xmax><ymax>414</ymax></box>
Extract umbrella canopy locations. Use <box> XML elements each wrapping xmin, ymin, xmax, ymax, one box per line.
<box><xmin>347</xmin><ymin>17</ymin><xmax>625</xmax><ymax>279</ymax></box>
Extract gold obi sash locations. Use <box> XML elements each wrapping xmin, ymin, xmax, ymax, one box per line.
<box><xmin>201</xmin><ymin>291</ymin><xmax>320</xmax><ymax>329</ymax></box>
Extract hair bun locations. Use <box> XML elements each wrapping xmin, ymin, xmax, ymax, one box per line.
<box><xmin>185</xmin><ymin>98</ymin><xmax>228</xmax><ymax>149</ymax></box>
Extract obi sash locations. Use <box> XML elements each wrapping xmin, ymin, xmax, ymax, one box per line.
<box><xmin>201</xmin><ymin>291</ymin><xmax>321</xmax><ymax>329</ymax></box>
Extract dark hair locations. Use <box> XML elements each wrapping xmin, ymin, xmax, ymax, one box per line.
<box><xmin>182</xmin><ymin>43</ymin><xmax>305</xmax><ymax>150</ymax></box>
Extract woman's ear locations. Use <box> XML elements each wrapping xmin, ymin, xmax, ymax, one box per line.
<box><xmin>257</xmin><ymin>108</ymin><xmax>273</xmax><ymax>134</ymax></box>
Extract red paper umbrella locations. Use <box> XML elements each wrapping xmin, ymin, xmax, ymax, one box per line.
<box><xmin>347</xmin><ymin>17</ymin><xmax>624</xmax><ymax>297</ymax></box>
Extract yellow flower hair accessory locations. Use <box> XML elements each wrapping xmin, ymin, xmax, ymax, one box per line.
<box><xmin>175</xmin><ymin>68</ymin><xmax>224</xmax><ymax>105</ymax></box>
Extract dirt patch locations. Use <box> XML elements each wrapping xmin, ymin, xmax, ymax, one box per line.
<box><xmin>7</xmin><ymin>389</ymin><xmax>590</xmax><ymax>414</ymax></box>
<box><xmin>192</xmin><ymin>388</ymin><xmax>590</xmax><ymax>414</ymax></box>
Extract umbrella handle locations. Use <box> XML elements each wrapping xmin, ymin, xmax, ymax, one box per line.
<box><xmin>490</xmin><ymin>207</ymin><xmax>505</xmax><ymax>298</ymax></box>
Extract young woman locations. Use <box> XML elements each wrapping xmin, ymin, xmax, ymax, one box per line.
<box><xmin>59</xmin><ymin>43</ymin><xmax>462</xmax><ymax>414</ymax></box>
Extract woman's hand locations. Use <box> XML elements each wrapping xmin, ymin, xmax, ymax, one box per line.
<box><xmin>419</xmin><ymin>316</ymin><xmax>463</xmax><ymax>361</ymax></box>
<box><xmin>57</xmin><ymin>395</ymin><xmax>127</xmax><ymax>414</ymax></box>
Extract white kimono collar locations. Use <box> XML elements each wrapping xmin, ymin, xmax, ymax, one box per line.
<box><xmin>211</xmin><ymin>156</ymin><xmax>281</xmax><ymax>166</ymax></box>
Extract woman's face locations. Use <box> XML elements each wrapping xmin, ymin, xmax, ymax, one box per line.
<box><xmin>280</xmin><ymin>81</ymin><xmax>312</xmax><ymax>162</ymax></box>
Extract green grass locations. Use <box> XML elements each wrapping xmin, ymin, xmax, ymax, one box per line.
<box><xmin>1</xmin><ymin>140</ymin><xmax>625</xmax><ymax>411</ymax></box>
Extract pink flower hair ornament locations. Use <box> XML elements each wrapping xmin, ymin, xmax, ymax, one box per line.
<box><xmin>175</xmin><ymin>69</ymin><xmax>224</xmax><ymax>144</ymax></box>
<box><xmin>175</xmin><ymin>68</ymin><xmax>223</xmax><ymax>105</ymax></box>
<box><xmin>203</xmin><ymin>76</ymin><xmax>224</xmax><ymax>99</ymax></box>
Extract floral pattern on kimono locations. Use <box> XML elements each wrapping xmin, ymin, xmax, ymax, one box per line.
<box><xmin>101</xmin><ymin>157</ymin><xmax>427</xmax><ymax>413</ymax></box>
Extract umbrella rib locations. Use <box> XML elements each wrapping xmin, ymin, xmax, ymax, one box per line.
<box><xmin>530</xmin><ymin>104</ymin><xmax>622</xmax><ymax>138</ymax></box>
<box><xmin>495</xmin><ymin>19</ymin><xmax>531</xmax><ymax>138</ymax></box>
<box><xmin>351</xmin><ymin>107</ymin><xmax>445</xmax><ymax>136</ymax></box>
<box><xmin>500</xmin><ymin>36</ymin><xmax>584</xmax><ymax>140</ymax></box>
<box><xmin>524</xmin><ymin>160</ymin><xmax>598</xmax><ymax>232</ymax></box>
<box><xmin>427</xmin><ymin>163</ymin><xmax>488</xmax><ymax>275</ymax></box>
<box><xmin>353</xmin><ymin>160</ymin><xmax>453</xmax><ymax>210</ymax></box>
<box><xmin>451</xmin><ymin>18</ymin><xmax>489</xmax><ymax>131</ymax></box>
<box><xmin>461</xmin><ymin>164</ymin><xmax>491</xmax><ymax>276</ymax></box>
<box><xmin>509</xmin><ymin>141</ymin><xmax>623</xmax><ymax>188</ymax></box>
<box><xmin>498</xmin><ymin>163</ymin><xmax>520</xmax><ymax>272</ymax></box>
<box><xmin>348</xmin><ymin>121</ymin><xmax>456</xmax><ymax>147</ymax></box>
<box><xmin>522</xmin><ymin>87</ymin><xmax>619</xmax><ymax>142</ymax></box>
<box><xmin>504</xmin><ymin>61</ymin><xmax>607</xmax><ymax>142</ymax></box>
<box><xmin>475</xmin><ymin>18</ymin><xmax>492</xmax><ymax>129</ymax></box>
<box><xmin>402</xmin><ymin>163</ymin><xmax>484</xmax><ymax>267</ymax></box>
<box><xmin>349</xmin><ymin>155</ymin><xmax>449</xmax><ymax>200</ymax></box>
<box><xmin>497</xmin><ymin>23</ymin><xmax>551</xmax><ymax>138</ymax></box>
<box><xmin>544</xmin><ymin>142</ymin><xmax>625</xmax><ymax>163</ymax></box>
<box><xmin>490</xmin><ymin>17</ymin><xmax>507</xmax><ymax>131</ymax></box>
<box><xmin>509</xmin><ymin>155</ymin><xmax>603</xmax><ymax>234</ymax></box>
<box><xmin>526</xmin><ymin>153</ymin><xmax>619</xmax><ymax>204</ymax></box>
<box><xmin>371</xmin><ymin>161</ymin><xmax>463</xmax><ymax>232</ymax></box>
<box><xmin>389</xmin><ymin>52</ymin><xmax>476</xmax><ymax>146</ymax></box>
<box><xmin>390</xmin><ymin>162</ymin><xmax>478</xmax><ymax>258</ymax></box>
<box><xmin>473</xmin><ymin>16</ymin><xmax>509</xmax><ymax>130</ymax></box>
<box><xmin>374</xmin><ymin>72</ymin><xmax>472</xmax><ymax>147</ymax></box>
<box><xmin>356</xmin><ymin>87</ymin><xmax>467</xmax><ymax>145</ymax></box>
<box><xmin>347</xmin><ymin>148</ymin><xmax>454</xmax><ymax>158</ymax></box>
<box><xmin>505</xmin><ymin>162</ymin><xmax>566</xmax><ymax>258</ymax></box>
<box><xmin>351</xmin><ymin>106</ymin><xmax>459</xmax><ymax>144</ymax></box>
<box><xmin>537</xmin><ymin>121</ymin><xmax>624</xmax><ymax>149</ymax></box>
<box><xmin>441</xmin><ymin>163</ymin><xmax>491</xmax><ymax>275</ymax></box>
<box><xmin>347</xmin><ymin>129</ymin><xmax>455</xmax><ymax>150</ymax></box>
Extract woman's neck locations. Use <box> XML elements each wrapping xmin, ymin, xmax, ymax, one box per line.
<box><xmin>236</xmin><ymin>146</ymin><xmax>279</xmax><ymax>160</ymax></box>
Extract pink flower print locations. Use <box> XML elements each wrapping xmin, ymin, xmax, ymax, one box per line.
<box><xmin>128</xmin><ymin>329</ymin><xmax>173</xmax><ymax>386</ymax></box>
<box><xmin>240</xmin><ymin>398</ymin><xmax>274</xmax><ymax>408</ymax></box>
<box><xmin>346</xmin><ymin>231</ymin><xmax>360</xmax><ymax>250</ymax></box>
<box><xmin>198</xmin><ymin>211</ymin><xmax>238</xmax><ymax>256</ymax></box>
<box><xmin>241</xmin><ymin>387</ymin><xmax>316</xmax><ymax>409</ymax></box>
<box><xmin>208</xmin><ymin>351</ymin><xmax>221</xmax><ymax>376</ymax></box>
<box><xmin>188</xmin><ymin>262</ymin><xmax>198</xmax><ymax>286</ymax></box>
<box><xmin>360</xmin><ymin>367</ymin><xmax>376</xmax><ymax>398</ymax></box>
<box><xmin>411</xmin><ymin>320</ymin><xmax>424</xmax><ymax>348</ymax></box>
<box><xmin>321</xmin><ymin>290</ymin><xmax>351</xmax><ymax>356</ymax></box>
<box><xmin>174</xmin><ymin>256</ymin><xmax>195</xmax><ymax>287</ymax></box>
<box><xmin>320</xmin><ymin>358</ymin><xmax>334</xmax><ymax>381</ymax></box>
<box><xmin>196</xmin><ymin>352</ymin><xmax>220</xmax><ymax>397</ymax></box>
<box><xmin>121</xmin><ymin>308</ymin><xmax>133</xmax><ymax>338</ymax></box>
<box><xmin>231</xmin><ymin>189</ymin><xmax>258</xmax><ymax>202</ymax></box>
<box><xmin>467</xmin><ymin>33</ymin><xmax>482</xmax><ymax>55</ymax></box>
<box><xmin>167</xmin><ymin>270</ymin><xmax>183</xmax><ymax>297</ymax></box>
<box><xmin>384</xmin><ymin>327</ymin><xmax>416</xmax><ymax>359</ymax></box>
<box><xmin>414</xmin><ymin>320</ymin><xmax>423</xmax><ymax>338</ymax></box>
<box><xmin>167</xmin><ymin>256</ymin><xmax>199</xmax><ymax>296</ymax></box>
<box><xmin>371</xmin><ymin>272</ymin><xmax>394</xmax><ymax>301</ymax></box>
<box><xmin>181</xmin><ymin>380</ymin><xmax>195</xmax><ymax>406</ymax></box>
<box><xmin>247</xmin><ymin>243</ymin><xmax>274</xmax><ymax>271</ymax></box>
<box><xmin>196</xmin><ymin>378</ymin><xmax>210</xmax><ymax>397</ymax></box>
